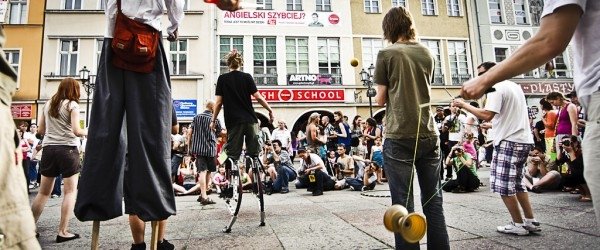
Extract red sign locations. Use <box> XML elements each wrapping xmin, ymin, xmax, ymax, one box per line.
<box><xmin>328</xmin><ymin>14</ymin><xmax>340</xmax><ymax>24</ymax></box>
<box><xmin>11</xmin><ymin>104</ymin><xmax>33</xmax><ymax>119</ymax></box>
<box><xmin>520</xmin><ymin>82</ymin><xmax>573</xmax><ymax>95</ymax></box>
<box><xmin>256</xmin><ymin>89</ymin><xmax>345</xmax><ymax>103</ymax></box>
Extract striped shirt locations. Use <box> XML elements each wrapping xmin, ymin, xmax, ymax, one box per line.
<box><xmin>189</xmin><ymin>110</ymin><xmax>222</xmax><ymax>157</ymax></box>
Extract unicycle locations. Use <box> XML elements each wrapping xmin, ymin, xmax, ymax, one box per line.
<box><xmin>222</xmin><ymin>158</ymin><xmax>243</xmax><ymax>233</ymax></box>
<box><xmin>246</xmin><ymin>156</ymin><xmax>266</xmax><ymax>227</ymax></box>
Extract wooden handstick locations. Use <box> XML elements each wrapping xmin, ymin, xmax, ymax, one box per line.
<box><xmin>150</xmin><ymin>221</ymin><xmax>159</xmax><ymax>250</ymax></box>
<box><xmin>91</xmin><ymin>221</ymin><xmax>100</xmax><ymax>250</ymax></box>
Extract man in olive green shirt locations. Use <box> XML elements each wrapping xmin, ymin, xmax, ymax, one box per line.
<box><xmin>374</xmin><ymin>7</ymin><xmax>449</xmax><ymax>250</ymax></box>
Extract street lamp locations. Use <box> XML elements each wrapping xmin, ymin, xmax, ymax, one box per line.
<box><xmin>79</xmin><ymin>66</ymin><xmax>96</xmax><ymax>127</ymax></box>
<box><xmin>360</xmin><ymin>63</ymin><xmax>377</xmax><ymax>118</ymax></box>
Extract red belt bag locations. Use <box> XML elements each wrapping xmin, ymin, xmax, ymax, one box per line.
<box><xmin>111</xmin><ymin>11</ymin><xmax>159</xmax><ymax>73</ymax></box>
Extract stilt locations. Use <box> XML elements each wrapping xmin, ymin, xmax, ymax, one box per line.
<box><xmin>91</xmin><ymin>221</ymin><xmax>100</xmax><ymax>250</ymax></box>
<box><xmin>150</xmin><ymin>221</ymin><xmax>159</xmax><ymax>250</ymax></box>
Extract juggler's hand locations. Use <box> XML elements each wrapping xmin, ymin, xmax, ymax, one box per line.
<box><xmin>216</xmin><ymin>0</ymin><xmax>241</xmax><ymax>11</ymax></box>
<box><xmin>460</xmin><ymin>76</ymin><xmax>490</xmax><ymax>100</ymax></box>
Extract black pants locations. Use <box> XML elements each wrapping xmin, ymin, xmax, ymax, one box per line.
<box><xmin>74</xmin><ymin>37</ymin><xmax>175</xmax><ymax>222</ymax></box>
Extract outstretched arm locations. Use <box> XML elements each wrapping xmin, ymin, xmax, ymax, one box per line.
<box><xmin>252</xmin><ymin>92</ymin><xmax>274</xmax><ymax>123</ymax></box>
<box><xmin>461</xmin><ymin>5</ymin><xmax>583</xmax><ymax>99</ymax></box>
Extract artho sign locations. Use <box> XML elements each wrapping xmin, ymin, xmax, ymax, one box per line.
<box><xmin>256</xmin><ymin>89</ymin><xmax>344</xmax><ymax>102</ymax></box>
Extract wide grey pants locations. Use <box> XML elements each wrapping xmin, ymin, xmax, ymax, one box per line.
<box><xmin>74</xmin><ymin>37</ymin><xmax>176</xmax><ymax>222</ymax></box>
<box><xmin>583</xmin><ymin>91</ymin><xmax>600</xmax><ymax>228</ymax></box>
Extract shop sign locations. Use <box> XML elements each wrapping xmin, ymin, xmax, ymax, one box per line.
<box><xmin>173</xmin><ymin>100</ymin><xmax>197</xmax><ymax>119</ymax></box>
<box><xmin>287</xmin><ymin>74</ymin><xmax>334</xmax><ymax>85</ymax></box>
<box><xmin>257</xmin><ymin>89</ymin><xmax>344</xmax><ymax>102</ymax></box>
<box><xmin>223</xmin><ymin>10</ymin><xmax>340</xmax><ymax>27</ymax></box>
<box><xmin>520</xmin><ymin>82</ymin><xmax>573</xmax><ymax>95</ymax></box>
<box><xmin>11</xmin><ymin>104</ymin><xmax>32</xmax><ymax>119</ymax></box>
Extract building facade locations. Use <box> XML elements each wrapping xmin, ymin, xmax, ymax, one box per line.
<box><xmin>4</xmin><ymin>0</ymin><xmax>45</xmax><ymax>125</ymax></box>
<box><xmin>39</xmin><ymin>0</ymin><xmax>212</xmax><ymax>127</ymax></box>
<box><xmin>468</xmin><ymin>0</ymin><xmax>574</xmax><ymax>115</ymax></box>
<box><xmin>351</xmin><ymin>0</ymin><xmax>475</xmax><ymax>121</ymax></box>
<box><xmin>212</xmin><ymin>0</ymin><xmax>355</xmax><ymax>133</ymax></box>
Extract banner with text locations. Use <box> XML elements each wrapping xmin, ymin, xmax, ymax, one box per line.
<box><xmin>256</xmin><ymin>89</ymin><xmax>344</xmax><ymax>103</ymax></box>
<box><xmin>520</xmin><ymin>82</ymin><xmax>573</xmax><ymax>95</ymax></box>
<box><xmin>173</xmin><ymin>100</ymin><xmax>197</xmax><ymax>119</ymax></box>
<box><xmin>222</xmin><ymin>10</ymin><xmax>340</xmax><ymax>27</ymax></box>
<box><xmin>11</xmin><ymin>104</ymin><xmax>32</xmax><ymax>119</ymax></box>
<box><xmin>287</xmin><ymin>74</ymin><xmax>334</xmax><ymax>85</ymax></box>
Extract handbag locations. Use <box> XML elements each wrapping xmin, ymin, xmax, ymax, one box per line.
<box><xmin>111</xmin><ymin>0</ymin><xmax>160</xmax><ymax>73</ymax></box>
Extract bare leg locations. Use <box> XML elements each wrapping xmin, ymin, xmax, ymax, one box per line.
<box><xmin>58</xmin><ymin>174</ymin><xmax>78</xmax><ymax>237</ymax></box>
<box><xmin>31</xmin><ymin>175</ymin><xmax>56</xmax><ymax>222</ymax></box>
<box><xmin>516</xmin><ymin>192</ymin><xmax>535</xmax><ymax>219</ymax></box>
<box><xmin>198</xmin><ymin>170</ymin><xmax>208</xmax><ymax>199</ymax></box>
<box><xmin>172</xmin><ymin>183</ymin><xmax>187</xmax><ymax>194</ymax></box>
<box><xmin>580</xmin><ymin>184</ymin><xmax>592</xmax><ymax>200</ymax></box>
<box><xmin>533</xmin><ymin>171</ymin><xmax>561</xmax><ymax>190</ymax></box>
<box><xmin>158</xmin><ymin>220</ymin><xmax>167</xmax><ymax>241</ymax></box>
<box><xmin>129</xmin><ymin>215</ymin><xmax>145</xmax><ymax>244</ymax></box>
<box><xmin>183</xmin><ymin>184</ymin><xmax>201</xmax><ymax>195</ymax></box>
<box><xmin>501</xmin><ymin>195</ymin><xmax>524</xmax><ymax>223</ymax></box>
<box><xmin>522</xmin><ymin>177</ymin><xmax>533</xmax><ymax>190</ymax></box>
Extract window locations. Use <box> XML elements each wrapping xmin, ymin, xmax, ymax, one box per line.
<box><xmin>95</xmin><ymin>39</ymin><xmax>103</xmax><ymax>72</ymax></box>
<box><xmin>257</xmin><ymin>0</ymin><xmax>273</xmax><ymax>10</ymax></box>
<box><xmin>489</xmin><ymin>0</ymin><xmax>503</xmax><ymax>23</ymax></box>
<box><xmin>447</xmin><ymin>0</ymin><xmax>460</xmax><ymax>16</ymax></box>
<box><xmin>8</xmin><ymin>0</ymin><xmax>27</xmax><ymax>24</ymax></box>
<box><xmin>551</xmin><ymin>54</ymin><xmax>568</xmax><ymax>78</ymax></box>
<box><xmin>494</xmin><ymin>47</ymin><xmax>507</xmax><ymax>62</ymax></box>
<box><xmin>421</xmin><ymin>40</ymin><xmax>444</xmax><ymax>85</ymax></box>
<box><xmin>170</xmin><ymin>40</ymin><xmax>188</xmax><ymax>75</ymax></box>
<box><xmin>514</xmin><ymin>0</ymin><xmax>528</xmax><ymax>24</ymax></box>
<box><xmin>4</xmin><ymin>50</ymin><xmax>20</xmax><ymax>75</ymax></box>
<box><xmin>317</xmin><ymin>38</ymin><xmax>341</xmax><ymax>84</ymax></box>
<box><xmin>99</xmin><ymin>0</ymin><xmax>106</xmax><ymax>10</ymax></box>
<box><xmin>364</xmin><ymin>0</ymin><xmax>380</xmax><ymax>13</ymax></box>
<box><xmin>59</xmin><ymin>40</ymin><xmax>79</xmax><ymax>76</ymax></box>
<box><xmin>286</xmin><ymin>0</ymin><xmax>302</xmax><ymax>11</ymax></box>
<box><xmin>421</xmin><ymin>0</ymin><xmax>437</xmax><ymax>15</ymax></box>
<box><xmin>392</xmin><ymin>0</ymin><xmax>407</xmax><ymax>7</ymax></box>
<box><xmin>361</xmin><ymin>38</ymin><xmax>383</xmax><ymax>71</ymax></box>
<box><xmin>286</xmin><ymin>37</ymin><xmax>309</xmax><ymax>74</ymax></box>
<box><xmin>64</xmin><ymin>0</ymin><xmax>83</xmax><ymax>10</ymax></box>
<box><xmin>447</xmin><ymin>41</ymin><xmax>470</xmax><ymax>85</ymax></box>
<box><xmin>253</xmin><ymin>37</ymin><xmax>277</xmax><ymax>85</ymax></box>
<box><xmin>219</xmin><ymin>36</ymin><xmax>243</xmax><ymax>74</ymax></box>
<box><xmin>316</xmin><ymin>0</ymin><xmax>332</xmax><ymax>11</ymax></box>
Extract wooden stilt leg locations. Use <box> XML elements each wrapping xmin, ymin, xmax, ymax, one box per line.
<box><xmin>91</xmin><ymin>221</ymin><xmax>100</xmax><ymax>250</ymax></box>
<box><xmin>150</xmin><ymin>221</ymin><xmax>159</xmax><ymax>250</ymax></box>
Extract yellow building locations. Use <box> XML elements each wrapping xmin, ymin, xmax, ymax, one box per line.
<box><xmin>3</xmin><ymin>0</ymin><xmax>45</xmax><ymax>124</ymax></box>
<box><xmin>350</xmin><ymin>0</ymin><xmax>474</xmax><ymax>119</ymax></box>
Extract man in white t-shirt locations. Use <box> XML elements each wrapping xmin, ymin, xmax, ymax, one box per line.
<box><xmin>454</xmin><ymin>62</ymin><xmax>539</xmax><ymax>236</ymax></box>
<box><xmin>460</xmin><ymin>1</ymin><xmax>600</xmax><ymax>227</ymax></box>
<box><xmin>270</xmin><ymin>120</ymin><xmax>292</xmax><ymax>153</ymax></box>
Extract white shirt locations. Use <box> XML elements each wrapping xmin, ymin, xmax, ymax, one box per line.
<box><xmin>485</xmin><ymin>81</ymin><xmax>534</xmax><ymax>146</ymax></box>
<box><xmin>105</xmin><ymin>0</ymin><xmax>185</xmax><ymax>38</ymax></box>
<box><xmin>299</xmin><ymin>153</ymin><xmax>325</xmax><ymax>172</ymax></box>
<box><xmin>445</xmin><ymin>113</ymin><xmax>467</xmax><ymax>142</ymax></box>
<box><xmin>271</xmin><ymin>128</ymin><xmax>291</xmax><ymax>149</ymax></box>
<box><xmin>542</xmin><ymin>0</ymin><xmax>600</xmax><ymax>109</ymax></box>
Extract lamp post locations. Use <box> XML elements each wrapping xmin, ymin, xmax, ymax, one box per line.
<box><xmin>79</xmin><ymin>66</ymin><xmax>96</xmax><ymax>127</ymax></box>
<box><xmin>360</xmin><ymin>63</ymin><xmax>376</xmax><ymax>118</ymax></box>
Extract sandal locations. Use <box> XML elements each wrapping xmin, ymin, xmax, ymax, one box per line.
<box><xmin>562</xmin><ymin>187</ymin><xmax>573</xmax><ymax>192</ymax></box>
<box><xmin>579</xmin><ymin>196</ymin><xmax>592</xmax><ymax>202</ymax></box>
<box><xmin>571</xmin><ymin>189</ymin><xmax>581</xmax><ymax>194</ymax></box>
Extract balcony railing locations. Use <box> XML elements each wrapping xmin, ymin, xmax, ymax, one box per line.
<box><xmin>432</xmin><ymin>74</ymin><xmax>445</xmax><ymax>86</ymax></box>
<box><xmin>451</xmin><ymin>74</ymin><xmax>472</xmax><ymax>86</ymax></box>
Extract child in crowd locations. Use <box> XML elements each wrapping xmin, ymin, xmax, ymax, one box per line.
<box><xmin>462</xmin><ymin>132</ymin><xmax>477</xmax><ymax>168</ymax></box>
<box><xmin>239</xmin><ymin>164</ymin><xmax>253</xmax><ymax>192</ymax></box>
<box><xmin>213</xmin><ymin>166</ymin><xmax>229</xmax><ymax>195</ymax></box>
<box><xmin>370</xmin><ymin>137</ymin><xmax>385</xmax><ymax>184</ymax></box>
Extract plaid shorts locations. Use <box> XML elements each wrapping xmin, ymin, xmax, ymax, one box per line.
<box><xmin>490</xmin><ymin>141</ymin><xmax>532</xmax><ymax>196</ymax></box>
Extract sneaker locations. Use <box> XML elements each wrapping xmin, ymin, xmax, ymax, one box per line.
<box><xmin>51</xmin><ymin>194</ymin><xmax>60</xmax><ymax>198</ymax></box>
<box><xmin>349</xmin><ymin>186</ymin><xmax>355</xmax><ymax>191</ymax></box>
<box><xmin>158</xmin><ymin>239</ymin><xmax>175</xmax><ymax>250</ymax></box>
<box><xmin>361</xmin><ymin>186</ymin><xmax>367</xmax><ymax>191</ymax></box>
<box><xmin>131</xmin><ymin>242</ymin><xmax>146</xmax><ymax>250</ymax></box>
<box><xmin>200</xmin><ymin>197</ymin><xmax>216</xmax><ymax>205</ymax></box>
<box><xmin>312</xmin><ymin>190</ymin><xmax>323</xmax><ymax>196</ymax></box>
<box><xmin>28</xmin><ymin>184</ymin><xmax>34</xmax><ymax>189</ymax></box>
<box><xmin>280</xmin><ymin>188</ymin><xmax>289</xmax><ymax>194</ymax></box>
<box><xmin>497</xmin><ymin>222</ymin><xmax>529</xmax><ymax>235</ymax></box>
<box><xmin>523</xmin><ymin>219</ymin><xmax>541</xmax><ymax>232</ymax></box>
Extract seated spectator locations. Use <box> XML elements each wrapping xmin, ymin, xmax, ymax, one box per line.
<box><xmin>557</xmin><ymin>136</ymin><xmax>591</xmax><ymax>202</ymax></box>
<box><xmin>325</xmin><ymin>150</ymin><xmax>337</xmax><ymax>176</ymax></box>
<box><xmin>522</xmin><ymin>147</ymin><xmax>561</xmax><ymax>193</ymax></box>
<box><xmin>334</xmin><ymin>144</ymin><xmax>354</xmax><ymax>180</ymax></box>
<box><xmin>270</xmin><ymin>140</ymin><xmax>297</xmax><ymax>194</ymax></box>
<box><xmin>172</xmin><ymin>157</ymin><xmax>201</xmax><ymax>196</ymax></box>
<box><xmin>369</xmin><ymin>137</ymin><xmax>385</xmax><ymax>184</ymax></box>
<box><xmin>338</xmin><ymin>162</ymin><xmax>379</xmax><ymax>191</ymax></box>
<box><xmin>213</xmin><ymin>166</ymin><xmax>229</xmax><ymax>196</ymax></box>
<box><xmin>239</xmin><ymin>164</ymin><xmax>253</xmax><ymax>192</ymax></box>
<box><xmin>295</xmin><ymin>147</ymin><xmax>335</xmax><ymax>196</ymax></box>
<box><xmin>443</xmin><ymin>145</ymin><xmax>479</xmax><ymax>192</ymax></box>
